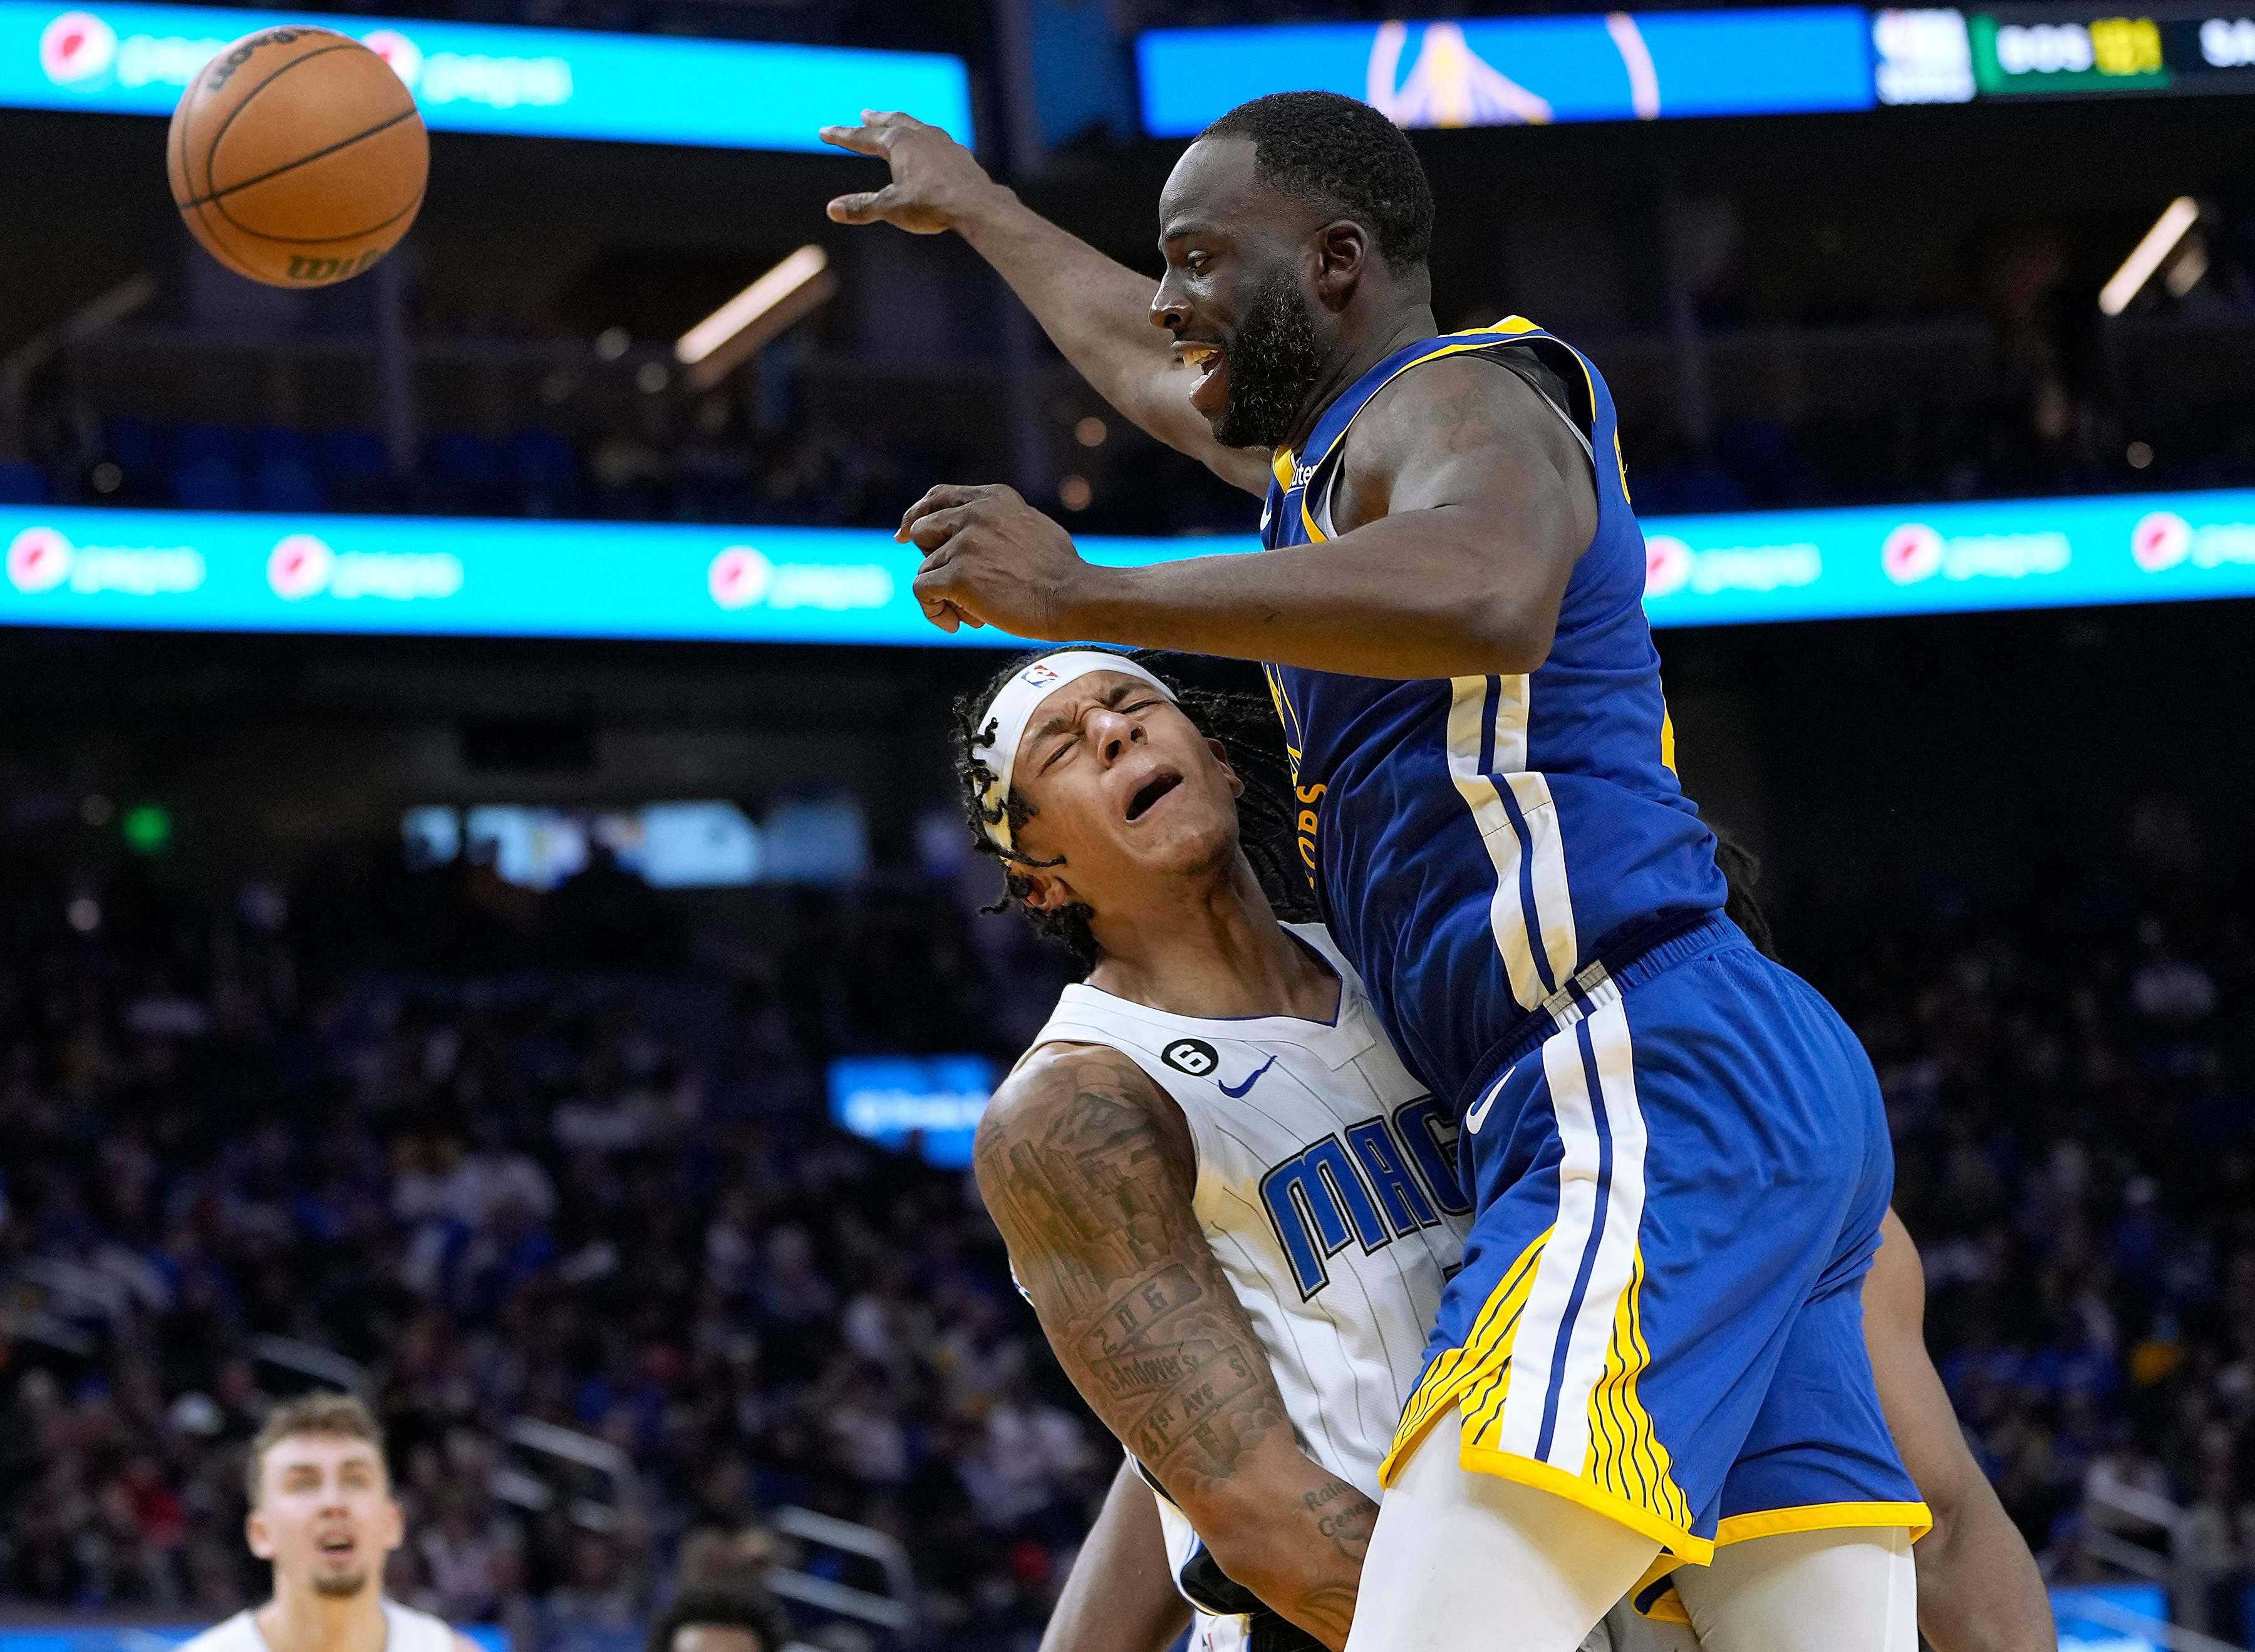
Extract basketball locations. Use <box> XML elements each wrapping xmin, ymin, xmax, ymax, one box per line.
<box><xmin>166</xmin><ymin>27</ymin><xmax>427</xmax><ymax>288</ymax></box>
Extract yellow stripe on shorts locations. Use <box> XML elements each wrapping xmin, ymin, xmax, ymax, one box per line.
<box><xmin>1585</xmin><ymin>1243</ymin><xmax>1693</xmax><ymax>1534</ymax></box>
<box><xmin>1382</xmin><ymin>1226</ymin><xmax>1550</xmax><ymax>1486</ymax></box>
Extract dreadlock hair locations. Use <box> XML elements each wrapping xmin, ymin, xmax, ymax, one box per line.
<box><xmin>950</xmin><ymin>648</ymin><xmax>1316</xmax><ymax>975</ymax></box>
<box><xmin>1199</xmin><ymin>91</ymin><xmax>1435</xmax><ymax>275</ymax></box>
<box><xmin>1713</xmin><ymin>829</ymin><xmax>1779</xmax><ymax>962</ymax></box>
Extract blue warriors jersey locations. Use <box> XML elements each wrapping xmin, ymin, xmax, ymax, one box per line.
<box><xmin>1260</xmin><ymin>319</ymin><xmax>1727</xmax><ymax>1109</ymax></box>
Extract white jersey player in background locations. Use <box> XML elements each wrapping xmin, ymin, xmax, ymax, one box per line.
<box><xmin>180</xmin><ymin>1391</ymin><xmax>480</xmax><ymax>1652</ymax></box>
<box><xmin>953</xmin><ymin>647</ymin><xmax>2052</xmax><ymax>1652</ymax></box>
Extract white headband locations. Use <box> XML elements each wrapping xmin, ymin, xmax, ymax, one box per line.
<box><xmin>972</xmin><ymin>651</ymin><xmax>1178</xmax><ymax>853</ymax></box>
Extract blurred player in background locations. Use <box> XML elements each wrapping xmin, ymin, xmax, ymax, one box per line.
<box><xmin>950</xmin><ymin>648</ymin><xmax>2050</xmax><ymax>1652</ymax></box>
<box><xmin>180</xmin><ymin>1393</ymin><xmax>479</xmax><ymax>1652</ymax></box>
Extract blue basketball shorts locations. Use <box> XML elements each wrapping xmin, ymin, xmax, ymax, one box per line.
<box><xmin>1380</xmin><ymin>916</ymin><xmax>1929</xmax><ymax>1580</ymax></box>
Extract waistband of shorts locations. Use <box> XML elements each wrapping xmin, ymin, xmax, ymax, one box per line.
<box><xmin>1456</xmin><ymin>911</ymin><xmax>1746</xmax><ymax>1113</ymax></box>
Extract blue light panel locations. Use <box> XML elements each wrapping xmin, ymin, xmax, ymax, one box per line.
<box><xmin>1136</xmin><ymin>9</ymin><xmax>1876</xmax><ymax>137</ymax></box>
<box><xmin>0</xmin><ymin>0</ymin><xmax>973</xmax><ymax>150</ymax></box>
<box><xmin>0</xmin><ymin>490</ymin><xmax>2250</xmax><ymax>644</ymax></box>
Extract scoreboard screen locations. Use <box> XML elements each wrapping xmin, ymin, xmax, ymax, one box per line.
<box><xmin>1877</xmin><ymin>3</ymin><xmax>2255</xmax><ymax>101</ymax></box>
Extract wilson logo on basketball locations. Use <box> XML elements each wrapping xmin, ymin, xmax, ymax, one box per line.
<box><xmin>38</xmin><ymin>10</ymin><xmax>117</xmax><ymax>85</ymax></box>
<box><xmin>7</xmin><ymin>527</ymin><xmax>72</xmax><ymax>593</ymax></box>
<box><xmin>204</xmin><ymin>28</ymin><xmax>312</xmax><ymax>91</ymax></box>
<box><xmin>285</xmin><ymin>250</ymin><xmax>387</xmax><ymax>284</ymax></box>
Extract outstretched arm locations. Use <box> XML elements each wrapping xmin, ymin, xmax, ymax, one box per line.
<box><xmin>897</xmin><ymin>356</ymin><xmax>1595</xmax><ymax>678</ymax></box>
<box><xmin>1867</xmin><ymin>1210</ymin><xmax>2055</xmax><ymax>1652</ymax></box>
<box><xmin>822</xmin><ymin>112</ymin><xmax>1271</xmax><ymax>496</ymax></box>
<box><xmin>974</xmin><ymin>1043</ymin><xmax>1376</xmax><ymax>1650</ymax></box>
<box><xmin>1040</xmin><ymin>1458</ymin><xmax>1192</xmax><ymax>1652</ymax></box>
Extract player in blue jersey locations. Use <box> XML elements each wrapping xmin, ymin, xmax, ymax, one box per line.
<box><xmin>826</xmin><ymin>95</ymin><xmax>1926</xmax><ymax>1651</ymax></box>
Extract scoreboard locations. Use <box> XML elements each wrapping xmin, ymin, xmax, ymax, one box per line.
<box><xmin>1877</xmin><ymin>3</ymin><xmax>2255</xmax><ymax>102</ymax></box>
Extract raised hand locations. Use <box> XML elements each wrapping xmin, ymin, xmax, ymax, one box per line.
<box><xmin>820</xmin><ymin>110</ymin><xmax>1001</xmax><ymax>236</ymax></box>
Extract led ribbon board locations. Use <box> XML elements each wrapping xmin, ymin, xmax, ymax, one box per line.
<box><xmin>1135</xmin><ymin>8</ymin><xmax>1876</xmax><ymax>137</ymax></box>
<box><xmin>0</xmin><ymin>0</ymin><xmax>973</xmax><ymax>148</ymax></box>
<box><xmin>0</xmin><ymin>491</ymin><xmax>2251</xmax><ymax>643</ymax></box>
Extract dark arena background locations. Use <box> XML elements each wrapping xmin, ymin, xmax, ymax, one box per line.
<box><xmin>2</xmin><ymin>1</ymin><xmax>2254</xmax><ymax>1649</ymax></box>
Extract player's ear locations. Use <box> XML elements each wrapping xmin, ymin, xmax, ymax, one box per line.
<box><xmin>1016</xmin><ymin>865</ymin><xmax>1078</xmax><ymax>915</ymax></box>
<box><xmin>1205</xmin><ymin>736</ymin><xmax>1243</xmax><ymax>798</ymax></box>
<box><xmin>246</xmin><ymin>1506</ymin><xmax>273</xmax><ymax>1561</ymax></box>
<box><xmin>1313</xmin><ymin>219</ymin><xmax>1368</xmax><ymax>307</ymax></box>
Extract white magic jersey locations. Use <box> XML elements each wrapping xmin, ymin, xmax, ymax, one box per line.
<box><xmin>1027</xmin><ymin>924</ymin><xmax>1473</xmax><ymax>1628</ymax></box>
<box><xmin>179</xmin><ymin>1603</ymin><xmax>458</xmax><ymax>1652</ymax></box>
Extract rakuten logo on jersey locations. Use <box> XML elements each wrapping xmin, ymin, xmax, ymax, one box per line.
<box><xmin>6</xmin><ymin>525</ymin><xmax>204</xmax><ymax>596</ymax></box>
<box><xmin>39</xmin><ymin>9</ymin><xmax>117</xmax><ymax>85</ymax></box>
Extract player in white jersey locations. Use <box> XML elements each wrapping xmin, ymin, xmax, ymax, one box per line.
<box><xmin>178</xmin><ymin>1391</ymin><xmax>479</xmax><ymax>1652</ymax></box>
<box><xmin>953</xmin><ymin>646</ymin><xmax>2050</xmax><ymax>1652</ymax></box>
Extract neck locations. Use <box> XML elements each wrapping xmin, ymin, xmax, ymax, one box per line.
<box><xmin>1283</xmin><ymin>299</ymin><xmax>1439</xmax><ymax>453</ymax></box>
<box><xmin>257</xmin><ymin>1580</ymin><xmax>387</xmax><ymax>1652</ymax></box>
<box><xmin>1084</xmin><ymin>855</ymin><xmax>1339</xmax><ymax>1022</ymax></box>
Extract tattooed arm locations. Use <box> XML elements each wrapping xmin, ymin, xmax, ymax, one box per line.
<box><xmin>974</xmin><ymin>1043</ymin><xmax>1377</xmax><ymax>1651</ymax></box>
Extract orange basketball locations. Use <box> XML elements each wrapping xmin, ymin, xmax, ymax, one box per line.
<box><xmin>167</xmin><ymin>27</ymin><xmax>428</xmax><ymax>288</ymax></box>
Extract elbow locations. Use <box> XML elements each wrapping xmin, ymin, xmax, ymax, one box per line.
<box><xmin>1462</xmin><ymin>592</ymin><xmax>1556</xmax><ymax>676</ymax></box>
<box><xmin>1180</xmin><ymin>1483</ymin><xmax>1290</xmax><ymax>1589</ymax></box>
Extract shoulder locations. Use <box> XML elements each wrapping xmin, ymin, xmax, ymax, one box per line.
<box><xmin>381</xmin><ymin>1601</ymin><xmax>467</xmax><ymax>1652</ymax></box>
<box><xmin>1357</xmin><ymin>351</ymin><xmax>1571</xmax><ymax>460</ymax></box>
<box><xmin>1335</xmin><ymin>350</ymin><xmax>1593</xmax><ymax>530</ymax></box>
<box><xmin>975</xmin><ymin>1040</ymin><xmax>1193</xmax><ymax>1189</ymax></box>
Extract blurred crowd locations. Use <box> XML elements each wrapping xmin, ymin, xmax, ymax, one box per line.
<box><xmin>1798</xmin><ymin>798</ymin><xmax>2255</xmax><ymax>1642</ymax></box>
<box><xmin>6</xmin><ymin>385</ymin><xmax>2252</xmax><ymax>536</ymax></box>
<box><xmin>0</xmin><ymin>858</ymin><xmax>1092</xmax><ymax>1652</ymax></box>
<box><xmin>0</xmin><ymin>792</ymin><xmax>2252</xmax><ymax>1648</ymax></box>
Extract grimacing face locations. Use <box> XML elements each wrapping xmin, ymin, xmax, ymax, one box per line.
<box><xmin>246</xmin><ymin>1433</ymin><xmax>404</xmax><ymax>1599</ymax></box>
<box><xmin>1005</xmin><ymin>671</ymin><xmax>1245</xmax><ymax>924</ymax></box>
<box><xmin>1151</xmin><ymin>137</ymin><xmax>1334</xmax><ymax>450</ymax></box>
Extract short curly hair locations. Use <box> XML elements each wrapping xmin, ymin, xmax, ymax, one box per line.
<box><xmin>1200</xmin><ymin>90</ymin><xmax>1434</xmax><ymax>274</ymax></box>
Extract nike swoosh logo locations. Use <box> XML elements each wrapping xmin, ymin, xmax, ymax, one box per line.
<box><xmin>1464</xmin><ymin>1065</ymin><xmax>1517</xmax><ymax>1135</ymax></box>
<box><xmin>1217</xmin><ymin>1055</ymin><xmax>1278</xmax><ymax>1098</ymax></box>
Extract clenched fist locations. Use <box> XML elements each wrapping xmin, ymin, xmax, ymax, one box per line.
<box><xmin>898</xmin><ymin>482</ymin><xmax>1104</xmax><ymax>640</ymax></box>
<box><xmin>821</xmin><ymin>110</ymin><xmax>1005</xmax><ymax>236</ymax></box>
